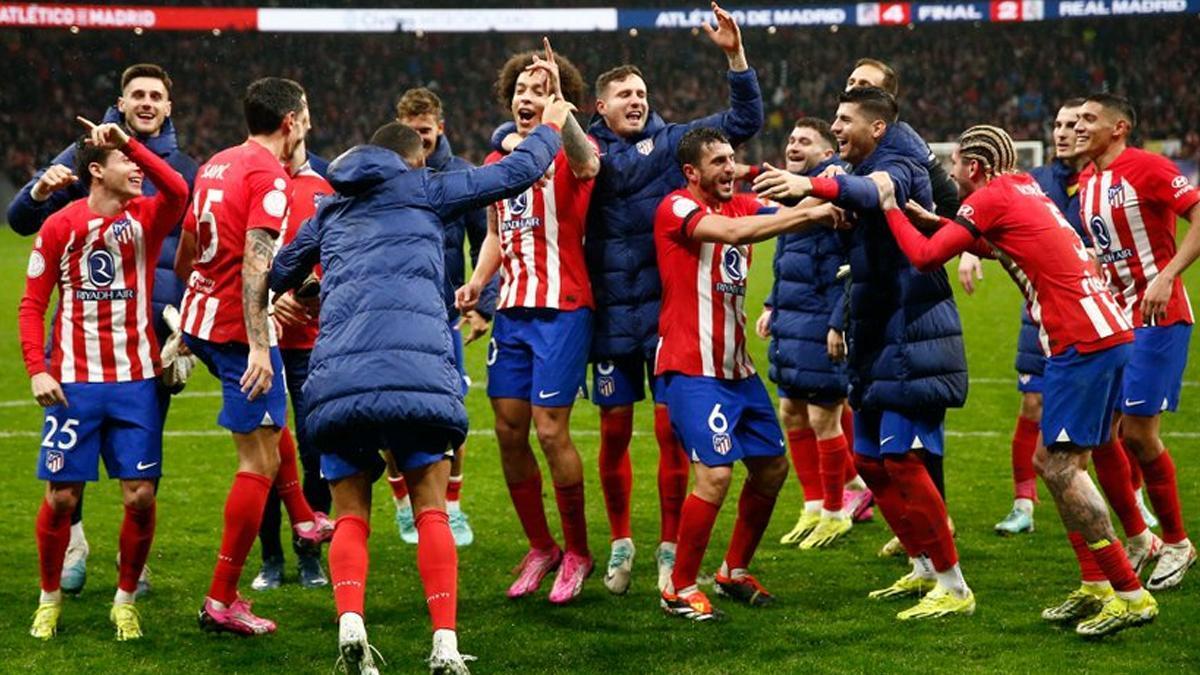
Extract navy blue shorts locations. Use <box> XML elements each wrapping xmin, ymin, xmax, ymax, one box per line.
<box><xmin>184</xmin><ymin>334</ymin><xmax>287</xmax><ymax>434</ymax></box>
<box><xmin>320</xmin><ymin>424</ymin><xmax>456</xmax><ymax>482</ymax></box>
<box><xmin>854</xmin><ymin>409</ymin><xmax>946</xmax><ymax>459</ymax></box>
<box><xmin>487</xmin><ymin>308</ymin><xmax>591</xmax><ymax>407</ymax></box>
<box><xmin>661</xmin><ymin>373</ymin><xmax>785</xmax><ymax>467</ymax></box>
<box><xmin>591</xmin><ymin>354</ymin><xmax>666</xmax><ymax>406</ymax></box>
<box><xmin>1017</xmin><ymin>373</ymin><xmax>1045</xmax><ymax>394</ymax></box>
<box><xmin>37</xmin><ymin>380</ymin><xmax>162</xmax><ymax>482</ymax></box>
<box><xmin>1120</xmin><ymin>324</ymin><xmax>1191</xmax><ymax>416</ymax></box>
<box><xmin>1043</xmin><ymin>343</ymin><xmax>1128</xmax><ymax>449</ymax></box>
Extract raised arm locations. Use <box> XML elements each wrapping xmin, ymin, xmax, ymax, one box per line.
<box><xmin>690</xmin><ymin>202</ymin><xmax>839</xmax><ymax>245</ymax></box>
<box><xmin>680</xmin><ymin>3</ymin><xmax>762</xmax><ymax>144</ymax></box>
<box><xmin>7</xmin><ymin>143</ymin><xmax>85</xmax><ymax>236</ymax></box>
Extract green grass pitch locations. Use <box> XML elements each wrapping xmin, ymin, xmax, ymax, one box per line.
<box><xmin>0</xmin><ymin>225</ymin><xmax>1196</xmax><ymax>673</ymax></box>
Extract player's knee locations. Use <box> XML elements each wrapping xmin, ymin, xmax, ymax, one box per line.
<box><xmin>778</xmin><ymin>398</ymin><xmax>808</xmax><ymax>430</ymax></box>
<box><xmin>751</xmin><ymin>456</ymin><xmax>790</xmax><ymax>494</ymax></box>
<box><xmin>1119</xmin><ymin>419</ymin><xmax>1159</xmax><ymax>461</ymax></box>
<box><xmin>809</xmin><ymin>408</ymin><xmax>842</xmax><ymax>439</ymax></box>
<box><xmin>853</xmin><ymin>454</ymin><xmax>886</xmax><ymax>486</ymax></box>
<box><xmin>694</xmin><ymin>467</ymin><xmax>732</xmax><ymax>503</ymax></box>
<box><xmin>45</xmin><ymin>486</ymin><xmax>80</xmax><ymax>514</ymax></box>
<box><xmin>1038</xmin><ymin>451</ymin><xmax>1075</xmax><ymax>491</ymax></box>
<box><xmin>1019</xmin><ymin>393</ymin><xmax>1043</xmax><ymax>421</ymax></box>
<box><xmin>123</xmin><ymin>482</ymin><xmax>155</xmax><ymax>510</ymax></box>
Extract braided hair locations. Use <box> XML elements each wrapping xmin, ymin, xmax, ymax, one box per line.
<box><xmin>957</xmin><ymin>125</ymin><xmax>1016</xmax><ymax>176</ymax></box>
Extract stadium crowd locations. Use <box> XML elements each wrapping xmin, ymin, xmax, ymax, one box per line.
<box><xmin>3</xmin><ymin>16</ymin><xmax>1199</xmax><ymax>189</ymax></box>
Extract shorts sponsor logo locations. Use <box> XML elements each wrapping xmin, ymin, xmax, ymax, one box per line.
<box><xmin>136</xmin><ymin>461</ymin><xmax>159</xmax><ymax>471</ymax></box>
<box><xmin>598</xmin><ymin>375</ymin><xmax>615</xmax><ymax>398</ymax></box>
<box><xmin>537</xmin><ymin>390</ymin><xmax>561</xmax><ymax>400</ymax></box>
<box><xmin>880</xmin><ymin>434</ymin><xmax>896</xmax><ymax>446</ymax></box>
<box><xmin>1124</xmin><ymin>398</ymin><xmax>1146</xmax><ymax>407</ymax></box>
<box><xmin>45</xmin><ymin>450</ymin><xmax>64</xmax><ymax>474</ymax></box>
<box><xmin>1018</xmin><ymin>374</ymin><xmax>1031</xmax><ymax>385</ymax></box>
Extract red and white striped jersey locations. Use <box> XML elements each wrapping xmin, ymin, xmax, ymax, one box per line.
<box><xmin>181</xmin><ymin>141</ymin><xmax>290</xmax><ymax>343</ymax></box>
<box><xmin>485</xmin><ymin>144</ymin><xmax>595</xmax><ymax>311</ymax></box>
<box><xmin>276</xmin><ymin>164</ymin><xmax>331</xmax><ymax>351</ymax></box>
<box><xmin>1080</xmin><ymin>147</ymin><xmax>1199</xmax><ymax>328</ymax></box>
<box><xmin>956</xmin><ymin>173</ymin><xmax>1133</xmax><ymax>355</ymax></box>
<box><xmin>654</xmin><ymin>189</ymin><xmax>763</xmax><ymax>379</ymax></box>
<box><xmin>19</xmin><ymin>140</ymin><xmax>190</xmax><ymax>383</ymax></box>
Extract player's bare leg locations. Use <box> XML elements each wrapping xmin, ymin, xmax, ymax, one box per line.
<box><xmin>598</xmin><ymin>402</ymin><xmax>635</xmax><ymax>594</ymax></box>
<box><xmin>778</xmin><ymin>398</ymin><xmax>821</xmax><ymax>544</ymax></box>
<box><xmin>998</xmin><ymin>392</ymin><xmax>1041</xmax><ymax>535</ymax></box>
<box><xmin>199</xmin><ymin>426</ymin><xmax>281</xmax><ymax>635</ymax></box>
<box><xmin>111</xmin><ymin>479</ymin><xmax>156</xmax><ymax>640</ymax></box>
<box><xmin>532</xmin><ymin>403</ymin><xmax>593</xmax><ymax>604</ymax></box>
<box><xmin>799</xmin><ymin>402</ymin><xmax>853</xmax><ymax>549</ymax></box>
<box><xmin>1037</xmin><ymin>445</ymin><xmax>1157</xmax><ymax>636</ymax></box>
<box><xmin>494</xmin><ymin>398</ymin><xmax>561</xmax><ymax>598</ymax></box>
<box><xmin>32</xmin><ymin>482</ymin><xmax>82</xmax><ymax>639</ymax></box>
<box><xmin>1120</xmin><ymin>413</ymin><xmax>1194</xmax><ymax>589</ymax></box>
<box><xmin>717</xmin><ymin>456</ymin><xmax>787</xmax><ymax>604</ymax></box>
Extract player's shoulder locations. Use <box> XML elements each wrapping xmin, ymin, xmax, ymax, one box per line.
<box><xmin>43</xmin><ymin>197</ymin><xmax>90</xmax><ymax>230</ymax></box>
<box><xmin>657</xmin><ymin>189</ymin><xmax>703</xmax><ymax>221</ymax></box>
<box><xmin>1117</xmin><ymin>146</ymin><xmax>1175</xmax><ymax>175</ymax></box>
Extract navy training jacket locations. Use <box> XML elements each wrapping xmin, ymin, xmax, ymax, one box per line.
<box><xmin>830</xmin><ymin>125</ymin><xmax>969</xmax><ymax>412</ymax></box>
<box><xmin>765</xmin><ymin>156</ymin><xmax>852</xmax><ymax>398</ymax></box>
<box><xmin>269</xmin><ymin>125</ymin><xmax>561</xmax><ymax>453</ymax></box>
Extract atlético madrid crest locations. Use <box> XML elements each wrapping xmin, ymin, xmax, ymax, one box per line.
<box><xmin>636</xmin><ymin>138</ymin><xmax>654</xmax><ymax>156</ymax></box>
<box><xmin>45</xmin><ymin>450</ymin><xmax>64</xmax><ymax>474</ymax></box>
<box><xmin>712</xmin><ymin>432</ymin><xmax>732</xmax><ymax>456</ymax></box>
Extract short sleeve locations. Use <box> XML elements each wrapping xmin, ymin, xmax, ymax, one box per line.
<box><xmin>1144</xmin><ymin>154</ymin><xmax>1200</xmax><ymax>216</ymax></box>
<box><xmin>245</xmin><ymin>163</ymin><xmax>291</xmax><ymax>235</ymax></box>
<box><xmin>658</xmin><ymin>194</ymin><xmax>705</xmax><ymax>240</ymax></box>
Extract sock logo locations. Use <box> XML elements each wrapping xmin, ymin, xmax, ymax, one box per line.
<box><xmin>426</xmin><ymin>592</ymin><xmax>452</xmax><ymax>605</ymax></box>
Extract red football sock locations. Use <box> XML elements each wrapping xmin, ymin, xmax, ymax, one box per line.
<box><xmin>1093</xmin><ymin>439</ymin><xmax>1148</xmax><ymax>537</ymax></box>
<box><xmin>446</xmin><ymin>475</ymin><xmax>463</xmax><ymax>503</ymax></box>
<box><xmin>1090</xmin><ymin>538</ymin><xmax>1141</xmax><ymax>592</ymax></box>
<box><xmin>855</xmin><ymin>454</ymin><xmax>921</xmax><ymax>557</ymax></box>
<box><xmin>1124</xmin><ymin>439</ymin><xmax>1144</xmax><ymax>490</ymax></box>
<box><xmin>208</xmin><ymin>471</ymin><xmax>273</xmax><ymax>605</ymax></box>
<box><xmin>671</xmin><ymin>494</ymin><xmax>720</xmax><ymax>592</ymax></box>
<box><xmin>554</xmin><ymin>482</ymin><xmax>590</xmax><ymax>557</ymax></box>
<box><xmin>506</xmin><ymin>473</ymin><xmax>556</xmax><ymax>551</ymax></box>
<box><xmin>1142</xmin><ymin>450</ymin><xmax>1187</xmax><ymax>544</ymax></box>
<box><xmin>276</xmin><ymin>427</ymin><xmax>316</xmax><ymax>524</ymax></box>
<box><xmin>329</xmin><ymin>515</ymin><xmax>370</xmax><ymax>617</ymax></box>
<box><xmin>1067</xmin><ymin>531</ymin><xmax>1106</xmax><ymax>583</ymax></box>
<box><xmin>818</xmin><ymin>436</ymin><xmax>848</xmax><ymax>511</ymax></box>
<box><xmin>723</xmin><ymin>484</ymin><xmax>778</xmax><ymax>571</ymax></box>
<box><xmin>36</xmin><ymin>500</ymin><xmax>72</xmax><ymax>593</ymax></box>
<box><xmin>1011</xmin><ymin>415</ymin><xmax>1040</xmax><ymax>501</ymax></box>
<box><xmin>388</xmin><ymin>474</ymin><xmax>409</xmax><ymax>501</ymax></box>
<box><xmin>118</xmin><ymin>503</ymin><xmax>157</xmax><ymax>594</ymax></box>
<box><xmin>415</xmin><ymin>509</ymin><xmax>457</xmax><ymax>631</ymax></box>
<box><xmin>786</xmin><ymin>428</ymin><xmax>821</xmax><ymax>501</ymax></box>
<box><xmin>885</xmin><ymin>453</ymin><xmax>958</xmax><ymax>571</ymax></box>
<box><xmin>655</xmin><ymin>405</ymin><xmax>689</xmax><ymax>544</ymax></box>
<box><xmin>841</xmin><ymin>408</ymin><xmax>858</xmax><ymax>484</ymax></box>
<box><xmin>599</xmin><ymin>407</ymin><xmax>634</xmax><ymax>541</ymax></box>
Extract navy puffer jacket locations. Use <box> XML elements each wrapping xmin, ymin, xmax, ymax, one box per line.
<box><xmin>831</xmin><ymin>125</ymin><xmax>968</xmax><ymax>412</ymax></box>
<box><xmin>584</xmin><ymin>69</ymin><xmax>763</xmax><ymax>360</ymax></box>
<box><xmin>269</xmin><ymin>126</ymin><xmax>560</xmax><ymax>452</ymax></box>
<box><xmin>765</xmin><ymin>156</ymin><xmax>851</xmax><ymax>397</ymax></box>
<box><xmin>7</xmin><ymin>107</ymin><xmax>198</xmax><ymax>345</ymax></box>
<box><xmin>427</xmin><ymin>135</ymin><xmax>498</xmax><ymax>321</ymax></box>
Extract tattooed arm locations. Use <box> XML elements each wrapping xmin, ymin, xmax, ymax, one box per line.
<box><xmin>563</xmin><ymin>114</ymin><xmax>599</xmax><ymax>180</ymax></box>
<box><xmin>240</xmin><ymin>228</ymin><xmax>276</xmax><ymax>400</ymax></box>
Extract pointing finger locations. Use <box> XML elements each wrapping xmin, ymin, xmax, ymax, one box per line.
<box><xmin>75</xmin><ymin>115</ymin><xmax>97</xmax><ymax>130</ymax></box>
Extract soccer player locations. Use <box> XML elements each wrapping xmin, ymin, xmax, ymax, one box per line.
<box><xmin>251</xmin><ymin>134</ymin><xmax>335</xmax><ymax>591</ymax></box>
<box><xmin>8</xmin><ymin>63</ymin><xmax>198</xmax><ymax>595</ymax></box>
<box><xmin>754</xmin><ymin>87</ymin><xmax>973</xmax><ymax>620</ymax></box>
<box><xmin>385</xmin><ymin>87</ymin><xmax>494</xmax><ymax>547</ymax></box>
<box><xmin>22</xmin><ymin>119</ymin><xmax>189</xmax><ymax>640</ymax></box>
<box><xmin>272</xmin><ymin>113</ymin><xmax>567</xmax><ymax>674</ymax></box>
<box><xmin>457</xmin><ymin>45</ymin><xmax>600</xmax><ymax>604</ymax></box>
<box><xmin>656</xmin><ymin>127</ymin><xmax>841</xmax><ymax>621</ymax></box>
<box><xmin>175</xmin><ymin>77</ymin><xmax>309</xmax><ymax>635</ymax></box>
<box><xmin>871</xmin><ymin>124</ymin><xmax>1159</xmax><ymax>638</ymax></box>
<box><xmin>492</xmin><ymin>4</ymin><xmax>764</xmax><ymax>594</ymax></box>
<box><xmin>1076</xmin><ymin>93</ymin><xmax>1200</xmax><ymax>589</ymax></box>
<box><xmin>752</xmin><ymin>118</ymin><xmax>870</xmax><ymax>549</ymax></box>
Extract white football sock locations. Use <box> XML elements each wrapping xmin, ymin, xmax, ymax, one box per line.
<box><xmin>114</xmin><ymin>588</ymin><xmax>137</xmax><ymax>605</ymax></box>
<box><xmin>935</xmin><ymin>563</ymin><xmax>969</xmax><ymax>598</ymax></box>
<box><xmin>1014</xmin><ymin>498</ymin><xmax>1034</xmax><ymax>513</ymax></box>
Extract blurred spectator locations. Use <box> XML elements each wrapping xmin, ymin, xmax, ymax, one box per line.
<box><xmin>1</xmin><ymin>17</ymin><xmax>1196</xmax><ymax>174</ymax></box>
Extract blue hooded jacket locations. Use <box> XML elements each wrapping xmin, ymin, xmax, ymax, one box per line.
<box><xmin>491</xmin><ymin>69</ymin><xmax>763</xmax><ymax>360</ymax></box>
<box><xmin>7</xmin><ymin>107</ymin><xmax>198</xmax><ymax>344</ymax></box>
<box><xmin>427</xmin><ymin>134</ymin><xmax>498</xmax><ymax>321</ymax></box>
<box><xmin>765</xmin><ymin>156</ymin><xmax>852</xmax><ymax>397</ymax></box>
<box><xmin>1013</xmin><ymin>159</ymin><xmax>1089</xmax><ymax>376</ymax></box>
<box><xmin>269</xmin><ymin>126</ymin><xmax>561</xmax><ymax>453</ymax></box>
<box><xmin>829</xmin><ymin>125</ymin><xmax>968</xmax><ymax>412</ymax></box>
